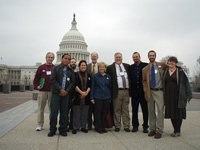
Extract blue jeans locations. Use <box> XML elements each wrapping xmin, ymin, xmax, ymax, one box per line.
<box><xmin>50</xmin><ymin>93</ymin><xmax>69</xmax><ymax>133</ymax></box>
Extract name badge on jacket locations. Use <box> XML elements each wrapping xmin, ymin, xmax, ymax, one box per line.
<box><xmin>155</xmin><ymin>69</ymin><xmax>158</xmax><ymax>74</ymax></box>
<box><xmin>46</xmin><ymin>71</ymin><xmax>51</xmax><ymax>75</ymax></box>
<box><xmin>120</xmin><ymin>72</ymin><xmax>125</xmax><ymax>76</ymax></box>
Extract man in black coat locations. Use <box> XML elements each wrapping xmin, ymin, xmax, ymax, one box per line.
<box><xmin>48</xmin><ymin>54</ymin><xmax>75</xmax><ymax>137</ymax></box>
<box><xmin>129</xmin><ymin>52</ymin><xmax>148</xmax><ymax>133</ymax></box>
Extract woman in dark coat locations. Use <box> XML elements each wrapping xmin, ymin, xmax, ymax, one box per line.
<box><xmin>72</xmin><ymin>60</ymin><xmax>91</xmax><ymax>134</ymax></box>
<box><xmin>163</xmin><ymin>56</ymin><xmax>192</xmax><ymax>137</ymax></box>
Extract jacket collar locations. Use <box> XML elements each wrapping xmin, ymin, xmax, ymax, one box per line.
<box><xmin>58</xmin><ymin>64</ymin><xmax>71</xmax><ymax>70</ymax></box>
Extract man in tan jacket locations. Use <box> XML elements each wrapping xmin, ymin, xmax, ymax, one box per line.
<box><xmin>142</xmin><ymin>50</ymin><xmax>168</xmax><ymax>139</ymax></box>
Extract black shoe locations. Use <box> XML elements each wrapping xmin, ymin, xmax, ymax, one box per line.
<box><xmin>66</xmin><ymin>128</ymin><xmax>70</xmax><ymax>132</ymax></box>
<box><xmin>97</xmin><ymin>130</ymin><xmax>103</xmax><ymax>134</ymax></box>
<box><xmin>95</xmin><ymin>129</ymin><xmax>103</xmax><ymax>134</ymax></box>
<box><xmin>124</xmin><ymin>128</ymin><xmax>130</xmax><ymax>132</ymax></box>
<box><xmin>103</xmin><ymin>129</ymin><xmax>108</xmax><ymax>133</ymax></box>
<box><xmin>132</xmin><ymin>127</ymin><xmax>138</xmax><ymax>132</ymax></box>
<box><xmin>81</xmin><ymin>128</ymin><xmax>88</xmax><ymax>133</ymax></box>
<box><xmin>72</xmin><ymin>130</ymin><xmax>77</xmax><ymax>134</ymax></box>
<box><xmin>48</xmin><ymin>131</ymin><xmax>55</xmax><ymax>137</ymax></box>
<box><xmin>143</xmin><ymin>128</ymin><xmax>148</xmax><ymax>133</ymax></box>
<box><xmin>60</xmin><ymin>132</ymin><xmax>67</xmax><ymax>136</ymax></box>
<box><xmin>115</xmin><ymin>128</ymin><xmax>120</xmax><ymax>132</ymax></box>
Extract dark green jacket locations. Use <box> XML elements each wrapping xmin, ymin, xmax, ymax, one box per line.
<box><xmin>163</xmin><ymin>67</ymin><xmax>192</xmax><ymax>108</ymax></box>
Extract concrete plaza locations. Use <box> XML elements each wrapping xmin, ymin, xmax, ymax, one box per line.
<box><xmin>0</xmin><ymin>91</ymin><xmax>200</xmax><ymax>150</ymax></box>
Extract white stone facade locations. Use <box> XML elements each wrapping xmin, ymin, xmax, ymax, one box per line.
<box><xmin>0</xmin><ymin>64</ymin><xmax>38</xmax><ymax>86</ymax></box>
<box><xmin>20</xmin><ymin>66</ymin><xmax>38</xmax><ymax>85</ymax></box>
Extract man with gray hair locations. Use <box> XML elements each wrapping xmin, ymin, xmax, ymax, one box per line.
<box><xmin>86</xmin><ymin>52</ymin><xmax>99</xmax><ymax>130</ymax></box>
<box><xmin>33</xmin><ymin>52</ymin><xmax>55</xmax><ymax>131</ymax></box>
<box><xmin>107</xmin><ymin>52</ymin><xmax>131</xmax><ymax>132</ymax></box>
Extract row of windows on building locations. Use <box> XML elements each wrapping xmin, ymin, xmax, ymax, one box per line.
<box><xmin>0</xmin><ymin>70</ymin><xmax>34</xmax><ymax>79</ymax></box>
<box><xmin>24</xmin><ymin>71</ymin><xmax>33</xmax><ymax>73</ymax></box>
<box><xmin>10</xmin><ymin>82</ymin><xmax>20</xmax><ymax>85</ymax></box>
<box><xmin>9</xmin><ymin>71</ymin><xmax>21</xmax><ymax>79</ymax></box>
<box><xmin>60</xmin><ymin>44</ymin><xmax>87</xmax><ymax>50</ymax></box>
<box><xmin>66</xmin><ymin>36</ymin><xmax>83</xmax><ymax>40</ymax></box>
<box><xmin>58</xmin><ymin>53</ymin><xmax>89</xmax><ymax>61</ymax></box>
<box><xmin>10</xmin><ymin>76</ymin><xmax>20</xmax><ymax>79</ymax></box>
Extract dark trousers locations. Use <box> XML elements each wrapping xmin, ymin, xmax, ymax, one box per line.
<box><xmin>87</xmin><ymin>102</ymin><xmax>94</xmax><ymax>128</ymax></box>
<box><xmin>73</xmin><ymin>105</ymin><xmax>89</xmax><ymax>130</ymax></box>
<box><xmin>50</xmin><ymin>93</ymin><xmax>69</xmax><ymax>133</ymax></box>
<box><xmin>131</xmin><ymin>95</ymin><xmax>148</xmax><ymax>129</ymax></box>
<box><xmin>69</xmin><ymin>107</ymin><xmax>73</xmax><ymax>129</ymax></box>
<box><xmin>171</xmin><ymin>119</ymin><xmax>182</xmax><ymax>133</ymax></box>
<box><xmin>94</xmin><ymin>98</ymin><xmax>110</xmax><ymax>132</ymax></box>
<box><xmin>67</xmin><ymin>102</ymin><xmax>73</xmax><ymax>129</ymax></box>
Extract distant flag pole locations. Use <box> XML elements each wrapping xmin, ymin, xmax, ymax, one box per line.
<box><xmin>197</xmin><ymin>56</ymin><xmax>200</xmax><ymax>64</ymax></box>
<box><xmin>0</xmin><ymin>57</ymin><xmax>2</xmax><ymax>64</ymax></box>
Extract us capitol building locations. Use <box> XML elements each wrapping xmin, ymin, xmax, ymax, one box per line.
<box><xmin>0</xmin><ymin>14</ymin><xmax>90</xmax><ymax>93</ymax></box>
<box><xmin>56</xmin><ymin>14</ymin><xmax>89</xmax><ymax>65</ymax></box>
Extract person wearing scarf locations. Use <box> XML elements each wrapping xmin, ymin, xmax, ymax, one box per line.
<box><xmin>72</xmin><ymin>60</ymin><xmax>91</xmax><ymax>134</ymax></box>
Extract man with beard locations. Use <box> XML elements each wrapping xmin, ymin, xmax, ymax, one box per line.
<box><xmin>142</xmin><ymin>50</ymin><xmax>168</xmax><ymax>139</ymax></box>
<box><xmin>67</xmin><ymin>58</ymin><xmax>77</xmax><ymax>131</ymax></box>
<box><xmin>129</xmin><ymin>52</ymin><xmax>148</xmax><ymax>133</ymax></box>
<box><xmin>70</xmin><ymin>58</ymin><xmax>77</xmax><ymax>71</ymax></box>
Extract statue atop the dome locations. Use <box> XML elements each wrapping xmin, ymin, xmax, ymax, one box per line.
<box><xmin>73</xmin><ymin>13</ymin><xmax>76</xmax><ymax>22</ymax></box>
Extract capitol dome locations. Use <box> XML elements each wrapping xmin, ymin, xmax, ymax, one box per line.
<box><xmin>56</xmin><ymin>14</ymin><xmax>90</xmax><ymax>65</ymax></box>
<box><xmin>62</xmin><ymin>30</ymin><xmax>85</xmax><ymax>42</ymax></box>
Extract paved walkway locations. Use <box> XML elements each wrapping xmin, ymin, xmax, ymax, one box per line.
<box><xmin>0</xmin><ymin>91</ymin><xmax>33</xmax><ymax>112</ymax></box>
<box><xmin>0</xmin><ymin>92</ymin><xmax>200</xmax><ymax>150</ymax></box>
<box><xmin>0</xmin><ymin>100</ymin><xmax>37</xmax><ymax>138</ymax></box>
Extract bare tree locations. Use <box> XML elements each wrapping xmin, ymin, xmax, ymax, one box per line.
<box><xmin>160</xmin><ymin>55</ymin><xmax>184</xmax><ymax>66</ymax></box>
<box><xmin>160</xmin><ymin>55</ymin><xmax>192</xmax><ymax>81</ymax></box>
<box><xmin>192</xmin><ymin>56</ymin><xmax>200</xmax><ymax>92</ymax></box>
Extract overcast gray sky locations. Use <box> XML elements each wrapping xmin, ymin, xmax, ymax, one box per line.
<box><xmin>0</xmin><ymin>0</ymin><xmax>199</xmax><ymax>77</ymax></box>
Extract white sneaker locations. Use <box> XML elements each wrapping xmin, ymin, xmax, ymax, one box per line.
<box><xmin>36</xmin><ymin>125</ymin><xmax>43</xmax><ymax>131</ymax></box>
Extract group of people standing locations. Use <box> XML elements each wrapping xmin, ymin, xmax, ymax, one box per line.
<box><xmin>33</xmin><ymin>50</ymin><xmax>192</xmax><ymax>139</ymax></box>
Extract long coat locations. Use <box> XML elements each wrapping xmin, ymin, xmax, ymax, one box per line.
<box><xmin>163</xmin><ymin>67</ymin><xmax>192</xmax><ymax>108</ymax></box>
<box><xmin>73</xmin><ymin>72</ymin><xmax>91</xmax><ymax>105</ymax></box>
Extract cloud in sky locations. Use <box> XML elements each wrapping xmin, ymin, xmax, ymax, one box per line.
<box><xmin>0</xmin><ymin>0</ymin><xmax>200</xmax><ymax>76</ymax></box>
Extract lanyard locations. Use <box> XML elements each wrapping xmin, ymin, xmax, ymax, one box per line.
<box><xmin>45</xmin><ymin>64</ymin><xmax>53</xmax><ymax>71</ymax></box>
